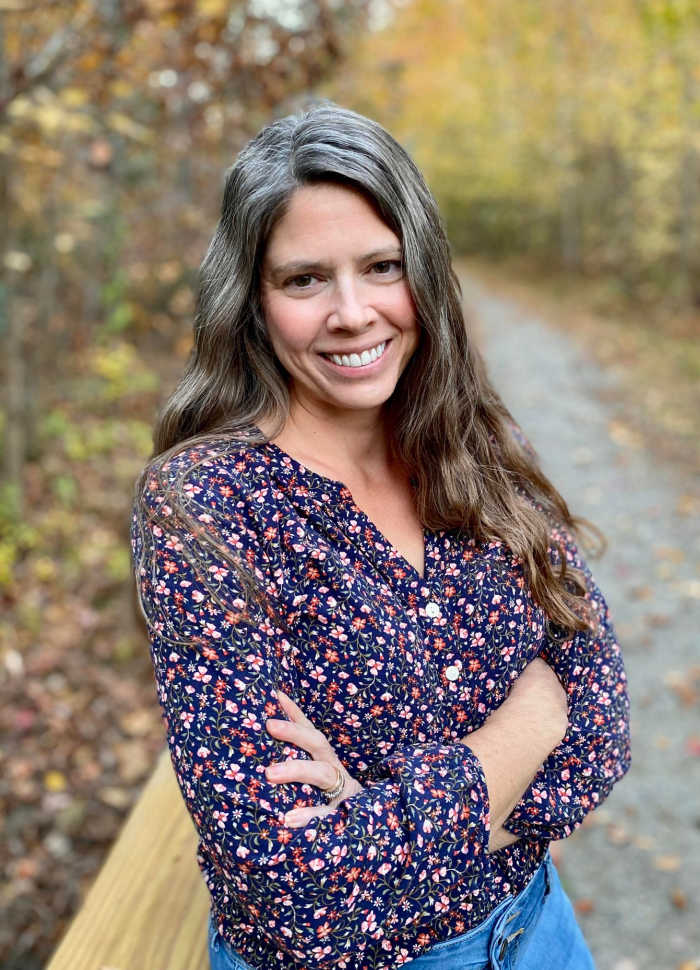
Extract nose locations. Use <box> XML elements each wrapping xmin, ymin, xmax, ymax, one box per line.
<box><xmin>326</xmin><ymin>277</ymin><xmax>373</xmax><ymax>332</ymax></box>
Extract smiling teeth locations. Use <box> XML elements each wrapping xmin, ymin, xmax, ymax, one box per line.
<box><xmin>327</xmin><ymin>342</ymin><xmax>386</xmax><ymax>367</ymax></box>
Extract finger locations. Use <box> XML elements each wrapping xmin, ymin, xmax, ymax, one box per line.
<box><xmin>266</xmin><ymin>758</ymin><xmax>339</xmax><ymax>790</ymax></box>
<box><xmin>284</xmin><ymin>804</ymin><xmax>334</xmax><ymax>828</ymax></box>
<box><xmin>275</xmin><ymin>690</ymin><xmax>309</xmax><ymax>724</ymax></box>
<box><xmin>266</xmin><ymin>718</ymin><xmax>333</xmax><ymax>759</ymax></box>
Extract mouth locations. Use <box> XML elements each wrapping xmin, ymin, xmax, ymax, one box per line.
<box><xmin>320</xmin><ymin>340</ymin><xmax>388</xmax><ymax>369</ymax></box>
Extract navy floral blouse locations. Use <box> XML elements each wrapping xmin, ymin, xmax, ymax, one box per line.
<box><xmin>130</xmin><ymin>436</ymin><xmax>630</xmax><ymax>970</ymax></box>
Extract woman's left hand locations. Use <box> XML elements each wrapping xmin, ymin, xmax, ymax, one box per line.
<box><xmin>265</xmin><ymin>690</ymin><xmax>364</xmax><ymax>828</ymax></box>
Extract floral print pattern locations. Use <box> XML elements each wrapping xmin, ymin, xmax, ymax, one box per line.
<box><xmin>130</xmin><ymin>437</ymin><xmax>630</xmax><ymax>970</ymax></box>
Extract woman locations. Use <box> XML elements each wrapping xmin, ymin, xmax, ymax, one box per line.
<box><xmin>131</xmin><ymin>102</ymin><xmax>630</xmax><ymax>970</ymax></box>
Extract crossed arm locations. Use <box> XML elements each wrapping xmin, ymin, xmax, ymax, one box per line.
<box><xmin>266</xmin><ymin>657</ymin><xmax>569</xmax><ymax>855</ymax></box>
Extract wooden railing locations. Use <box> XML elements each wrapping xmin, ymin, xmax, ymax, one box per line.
<box><xmin>46</xmin><ymin>748</ymin><xmax>210</xmax><ymax>970</ymax></box>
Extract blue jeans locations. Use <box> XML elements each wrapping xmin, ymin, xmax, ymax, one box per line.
<box><xmin>207</xmin><ymin>853</ymin><xmax>596</xmax><ymax>970</ymax></box>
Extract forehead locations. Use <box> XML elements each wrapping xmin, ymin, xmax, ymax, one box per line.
<box><xmin>263</xmin><ymin>183</ymin><xmax>399</xmax><ymax>263</ymax></box>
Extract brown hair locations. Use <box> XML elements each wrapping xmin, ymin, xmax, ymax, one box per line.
<box><xmin>135</xmin><ymin>102</ymin><xmax>599</xmax><ymax>633</ymax></box>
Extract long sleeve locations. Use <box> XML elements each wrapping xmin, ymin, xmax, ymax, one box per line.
<box><xmin>502</xmin><ymin>524</ymin><xmax>631</xmax><ymax>841</ymax></box>
<box><xmin>131</xmin><ymin>451</ymin><xmax>492</xmax><ymax>968</ymax></box>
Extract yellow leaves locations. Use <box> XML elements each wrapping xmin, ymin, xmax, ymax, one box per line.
<box><xmin>108</xmin><ymin>80</ymin><xmax>134</xmax><ymax>100</ymax></box>
<box><xmin>91</xmin><ymin>342</ymin><xmax>141</xmax><ymax>386</ymax></box>
<box><xmin>196</xmin><ymin>0</ymin><xmax>230</xmax><ymax>16</ymax></box>
<box><xmin>7</xmin><ymin>89</ymin><xmax>94</xmax><ymax>136</ymax></box>
<box><xmin>32</xmin><ymin>557</ymin><xmax>59</xmax><ymax>583</ymax></box>
<box><xmin>88</xmin><ymin>343</ymin><xmax>159</xmax><ymax>402</ymax></box>
<box><xmin>44</xmin><ymin>770</ymin><xmax>68</xmax><ymax>793</ymax></box>
<box><xmin>331</xmin><ymin>0</ymin><xmax>700</xmax><ymax>277</ymax></box>
<box><xmin>106</xmin><ymin>112</ymin><xmax>154</xmax><ymax>144</ymax></box>
<box><xmin>0</xmin><ymin>137</ymin><xmax>63</xmax><ymax>167</ymax></box>
<box><xmin>60</xmin><ymin>87</ymin><xmax>90</xmax><ymax>108</ymax></box>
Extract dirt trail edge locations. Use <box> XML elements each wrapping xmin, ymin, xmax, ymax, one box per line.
<box><xmin>460</xmin><ymin>270</ymin><xmax>700</xmax><ymax>970</ymax></box>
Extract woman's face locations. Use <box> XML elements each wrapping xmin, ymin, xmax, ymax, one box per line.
<box><xmin>260</xmin><ymin>182</ymin><xmax>419</xmax><ymax>425</ymax></box>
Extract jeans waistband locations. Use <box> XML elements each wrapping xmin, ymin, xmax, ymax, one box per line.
<box><xmin>415</xmin><ymin>852</ymin><xmax>551</xmax><ymax>968</ymax></box>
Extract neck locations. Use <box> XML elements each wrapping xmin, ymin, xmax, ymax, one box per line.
<box><xmin>270</xmin><ymin>401</ymin><xmax>395</xmax><ymax>483</ymax></box>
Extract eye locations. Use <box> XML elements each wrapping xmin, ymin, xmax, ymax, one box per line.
<box><xmin>285</xmin><ymin>273</ymin><xmax>319</xmax><ymax>290</ymax></box>
<box><xmin>370</xmin><ymin>259</ymin><xmax>403</xmax><ymax>278</ymax></box>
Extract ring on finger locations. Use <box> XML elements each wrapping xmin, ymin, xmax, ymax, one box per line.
<box><xmin>321</xmin><ymin>765</ymin><xmax>345</xmax><ymax>803</ymax></box>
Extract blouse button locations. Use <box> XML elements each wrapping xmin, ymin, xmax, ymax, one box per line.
<box><xmin>445</xmin><ymin>665</ymin><xmax>460</xmax><ymax>682</ymax></box>
<box><xmin>425</xmin><ymin>601</ymin><xmax>441</xmax><ymax>618</ymax></box>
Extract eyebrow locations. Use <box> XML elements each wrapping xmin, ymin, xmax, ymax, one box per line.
<box><xmin>265</xmin><ymin>248</ymin><xmax>403</xmax><ymax>280</ymax></box>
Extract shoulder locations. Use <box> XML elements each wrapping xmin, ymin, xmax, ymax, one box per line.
<box><xmin>134</xmin><ymin>436</ymin><xmax>276</xmax><ymax>520</ymax></box>
<box><xmin>131</xmin><ymin>436</ymin><xmax>285</xmax><ymax>572</ymax></box>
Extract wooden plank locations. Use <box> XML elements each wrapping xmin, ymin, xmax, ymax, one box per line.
<box><xmin>47</xmin><ymin>748</ymin><xmax>210</xmax><ymax>970</ymax></box>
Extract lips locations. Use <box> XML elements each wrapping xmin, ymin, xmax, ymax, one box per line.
<box><xmin>321</xmin><ymin>340</ymin><xmax>388</xmax><ymax>368</ymax></box>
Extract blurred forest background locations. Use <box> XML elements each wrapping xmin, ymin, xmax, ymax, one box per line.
<box><xmin>0</xmin><ymin>1</ymin><xmax>698</xmax><ymax>967</ymax></box>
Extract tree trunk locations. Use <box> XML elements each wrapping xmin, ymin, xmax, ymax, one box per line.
<box><xmin>0</xmin><ymin>11</ymin><xmax>25</xmax><ymax>515</ymax></box>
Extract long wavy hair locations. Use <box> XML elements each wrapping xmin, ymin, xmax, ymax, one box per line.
<box><xmin>136</xmin><ymin>101</ymin><xmax>597</xmax><ymax>633</ymax></box>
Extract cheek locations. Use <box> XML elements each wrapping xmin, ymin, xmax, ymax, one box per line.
<box><xmin>264</xmin><ymin>299</ymin><xmax>315</xmax><ymax>359</ymax></box>
<box><xmin>387</xmin><ymin>283</ymin><xmax>417</xmax><ymax>328</ymax></box>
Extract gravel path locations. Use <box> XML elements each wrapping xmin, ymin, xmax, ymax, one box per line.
<box><xmin>460</xmin><ymin>271</ymin><xmax>700</xmax><ymax>970</ymax></box>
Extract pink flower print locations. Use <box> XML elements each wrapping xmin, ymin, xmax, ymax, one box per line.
<box><xmin>330</xmin><ymin>845</ymin><xmax>348</xmax><ymax>865</ymax></box>
<box><xmin>208</xmin><ymin>564</ymin><xmax>229</xmax><ymax>581</ymax></box>
<box><xmin>194</xmin><ymin>666</ymin><xmax>212</xmax><ymax>683</ymax></box>
<box><xmin>312</xmin><ymin>946</ymin><xmax>332</xmax><ymax>961</ymax></box>
<box><xmin>361</xmin><ymin>912</ymin><xmax>378</xmax><ymax>933</ymax></box>
<box><xmin>242</xmin><ymin>712</ymin><xmax>261</xmax><ymax>731</ymax></box>
<box><xmin>393</xmin><ymin>843</ymin><xmax>408</xmax><ymax>863</ymax></box>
